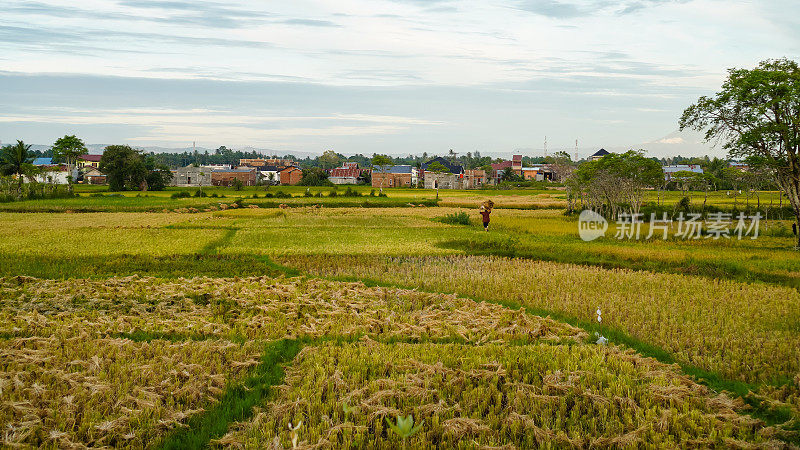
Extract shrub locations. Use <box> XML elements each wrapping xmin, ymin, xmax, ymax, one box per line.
<box><xmin>275</xmin><ymin>191</ymin><xmax>291</xmax><ymax>199</ymax></box>
<box><xmin>678</xmin><ymin>196</ymin><xmax>691</xmax><ymax>212</ymax></box>
<box><xmin>343</xmin><ymin>187</ymin><xmax>362</xmax><ymax>197</ymax></box>
<box><xmin>170</xmin><ymin>191</ymin><xmax>191</xmax><ymax>199</ymax></box>
<box><xmin>193</xmin><ymin>189</ymin><xmax>207</xmax><ymax>198</ymax></box>
<box><xmin>328</xmin><ymin>190</ymin><xmax>338</xmax><ymax>198</ymax></box>
<box><xmin>437</xmin><ymin>211</ymin><xmax>471</xmax><ymax>226</ymax></box>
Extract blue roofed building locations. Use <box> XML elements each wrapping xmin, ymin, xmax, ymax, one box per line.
<box><xmin>32</xmin><ymin>157</ymin><xmax>53</xmax><ymax>166</ymax></box>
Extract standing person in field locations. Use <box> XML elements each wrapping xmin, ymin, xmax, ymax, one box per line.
<box><xmin>480</xmin><ymin>201</ymin><xmax>493</xmax><ymax>231</ymax></box>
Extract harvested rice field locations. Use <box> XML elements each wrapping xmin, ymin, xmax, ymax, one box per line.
<box><xmin>2</xmin><ymin>201</ymin><xmax>800</xmax><ymax>447</ymax></box>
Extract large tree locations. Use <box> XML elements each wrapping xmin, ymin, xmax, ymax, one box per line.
<box><xmin>51</xmin><ymin>135</ymin><xmax>87</xmax><ymax>174</ymax></box>
<box><xmin>318</xmin><ymin>150</ymin><xmax>343</xmax><ymax>171</ymax></box>
<box><xmin>99</xmin><ymin>145</ymin><xmax>148</xmax><ymax>191</ymax></box>
<box><xmin>0</xmin><ymin>140</ymin><xmax>35</xmax><ymax>186</ymax></box>
<box><xmin>680</xmin><ymin>58</ymin><xmax>800</xmax><ymax>247</ymax></box>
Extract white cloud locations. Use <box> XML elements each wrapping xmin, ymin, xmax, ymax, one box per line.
<box><xmin>1</xmin><ymin>0</ymin><xmax>799</xmax><ymax>152</ymax></box>
<box><xmin>655</xmin><ymin>137</ymin><xmax>685</xmax><ymax>144</ymax></box>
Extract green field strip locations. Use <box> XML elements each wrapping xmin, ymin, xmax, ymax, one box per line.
<box><xmin>439</xmin><ymin>237</ymin><xmax>800</xmax><ymax>291</ymax></box>
<box><xmin>0</xmin><ymin>253</ymin><xmax>285</xmax><ymax>278</ymax></box>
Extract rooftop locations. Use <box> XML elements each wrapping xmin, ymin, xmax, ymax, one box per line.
<box><xmin>373</xmin><ymin>165</ymin><xmax>415</xmax><ymax>174</ymax></box>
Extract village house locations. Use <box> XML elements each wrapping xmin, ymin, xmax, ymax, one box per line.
<box><xmin>240</xmin><ymin>158</ymin><xmax>294</xmax><ymax>168</ymax></box>
<box><xmin>729</xmin><ymin>162</ymin><xmax>749</xmax><ymax>172</ymax></box>
<box><xmin>463</xmin><ymin>169</ymin><xmax>486</xmax><ymax>188</ymax></box>
<box><xmin>76</xmin><ymin>154</ymin><xmax>102</xmax><ymax>169</ymax></box>
<box><xmin>421</xmin><ymin>157</ymin><xmax>465</xmax><ymax>189</ymax></box>
<box><xmin>521</xmin><ymin>165</ymin><xmax>555</xmax><ymax>181</ymax></box>
<box><xmin>279</xmin><ymin>166</ymin><xmax>303</xmax><ymax>185</ymax></box>
<box><xmin>424</xmin><ymin>172</ymin><xmax>459</xmax><ymax>189</ymax></box>
<box><xmin>170</xmin><ymin>165</ymin><xmax>213</xmax><ymax>187</ymax></box>
<box><xmin>32</xmin><ymin>157</ymin><xmax>53</xmax><ymax>166</ymax></box>
<box><xmin>490</xmin><ymin>160</ymin><xmax>512</xmax><ymax>184</ymax></box>
<box><xmin>372</xmin><ymin>165</ymin><xmax>418</xmax><ymax>188</ymax></box>
<box><xmin>591</xmin><ymin>149</ymin><xmax>610</xmax><ymax>161</ymax></box>
<box><xmin>259</xmin><ymin>165</ymin><xmax>280</xmax><ymax>185</ymax></box>
<box><xmin>329</xmin><ymin>162</ymin><xmax>368</xmax><ymax>185</ymax></box>
<box><xmin>663</xmin><ymin>164</ymin><xmax>704</xmax><ymax>180</ymax></box>
<box><xmin>488</xmin><ymin>154</ymin><xmax>523</xmax><ymax>183</ymax></box>
<box><xmin>511</xmin><ymin>154</ymin><xmax>522</xmax><ymax>175</ymax></box>
<box><xmin>83</xmin><ymin>168</ymin><xmax>107</xmax><ymax>185</ymax></box>
<box><xmin>34</xmin><ymin>165</ymin><xmax>76</xmax><ymax>185</ymax></box>
<box><xmin>211</xmin><ymin>168</ymin><xmax>258</xmax><ymax>187</ymax></box>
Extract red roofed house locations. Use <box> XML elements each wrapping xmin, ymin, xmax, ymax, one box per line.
<box><xmin>329</xmin><ymin>162</ymin><xmax>368</xmax><ymax>185</ymax></box>
<box><xmin>280</xmin><ymin>166</ymin><xmax>303</xmax><ymax>185</ymax></box>
<box><xmin>77</xmin><ymin>154</ymin><xmax>102</xmax><ymax>169</ymax></box>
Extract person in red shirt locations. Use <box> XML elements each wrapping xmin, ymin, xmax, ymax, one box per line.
<box><xmin>480</xmin><ymin>205</ymin><xmax>491</xmax><ymax>231</ymax></box>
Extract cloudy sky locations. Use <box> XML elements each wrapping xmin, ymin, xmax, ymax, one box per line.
<box><xmin>1</xmin><ymin>0</ymin><xmax>798</xmax><ymax>157</ymax></box>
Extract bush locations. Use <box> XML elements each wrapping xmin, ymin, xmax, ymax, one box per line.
<box><xmin>369</xmin><ymin>189</ymin><xmax>376</xmax><ymax>197</ymax></box>
<box><xmin>304</xmin><ymin>189</ymin><xmax>313</xmax><ymax>198</ymax></box>
<box><xmin>264</xmin><ymin>193</ymin><xmax>274</xmax><ymax>198</ymax></box>
<box><xmin>678</xmin><ymin>196</ymin><xmax>691</xmax><ymax>212</ymax></box>
<box><xmin>211</xmin><ymin>193</ymin><xmax>219</xmax><ymax>198</ymax></box>
<box><xmin>90</xmin><ymin>193</ymin><xmax>105</xmax><ymax>197</ymax></box>
<box><xmin>275</xmin><ymin>191</ymin><xmax>291</xmax><ymax>199</ymax></box>
<box><xmin>170</xmin><ymin>191</ymin><xmax>191</xmax><ymax>199</ymax></box>
<box><xmin>437</xmin><ymin>211</ymin><xmax>472</xmax><ymax>226</ymax></box>
<box><xmin>765</xmin><ymin>222</ymin><xmax>794</xmax><ymax>238</ymax></box>
<box><xmin>343</xmin><ymin>187</ymin><xmax>362</xmax><ymax>197</ymax></box>
<box><xmin>328</xmin><ymin>190</ymin><xmax>338</xmax><ymax>198</ymax></box>
<box><xmin>252</xmin><ymin>193</ymin><xmax>259</xmax><ymax>199</ymax></box>
<box><xmin>193</xmin><ymin>189</ymin><xmax>207</xmax><ymax>198</ymax></box>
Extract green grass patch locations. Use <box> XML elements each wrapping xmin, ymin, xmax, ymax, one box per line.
<box><xmin>0</xmin><ymin>254</ymin><xmax>284</xmax><ymax>279</ymax></box>
<box><xmin>157</xmin><ymin>338</ymin><xmax>303</xmax><ymax>450</ymax></box>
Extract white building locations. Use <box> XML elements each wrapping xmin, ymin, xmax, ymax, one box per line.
<box><xmin>664</xmin><ymin>164</ymin><xmax>704</xmax><ymax>180</ymax></box>
<box><xmin>34</xmin><ymin>167</ymin><xmax>78</xmax><ymax>185</ymax></box>
<box><xmin>258</xmin><ymin>165</ymin><xmax>280</xmax><ymax>184</ymax></box>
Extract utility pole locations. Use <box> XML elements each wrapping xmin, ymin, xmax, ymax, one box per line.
<box><xmin>544</xmin><ymin>136</ymin><xmax>548</xmax><ymax>158</ymax></box>
<box><xmin>575</xmin><ymin>139</ymin><xmax>579</xmax><ymax>162</ymax></box>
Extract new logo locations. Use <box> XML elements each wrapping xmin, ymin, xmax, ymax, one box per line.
<box><xmin>578</xmin><ymin>210</ymin><xmax>608</xmax><ymax>242</ymax></box>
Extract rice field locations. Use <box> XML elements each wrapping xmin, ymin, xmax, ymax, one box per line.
<box><xmin>2</xmin><ymin>189</ymin><xmax>800</xmax><ymax>447</ymax></box>
<box><xmin>218</xmin><ymin>342</ymin><xmax>783</xmax><ymax>449</ymax></box>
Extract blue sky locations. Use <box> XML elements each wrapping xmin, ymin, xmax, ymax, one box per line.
<box><xmin>1</xmin><ymin>0</ymin><xmax>798</xmax><ymax>157</ymax></box>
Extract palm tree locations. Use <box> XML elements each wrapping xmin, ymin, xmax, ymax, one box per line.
<box><xmin>0</xmin><ymin>140</ymin><xmax>35</xmax><ymax>187</ymax></box>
